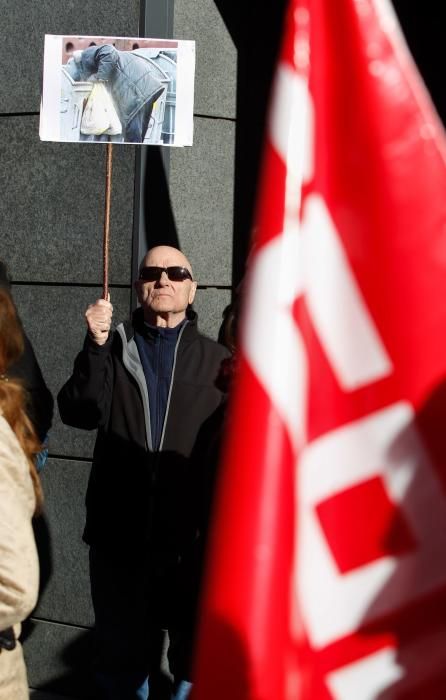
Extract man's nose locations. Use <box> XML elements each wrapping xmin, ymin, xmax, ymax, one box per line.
<box><xmin>158</xmin><ymin>270</ymin><xmax>169</xmax><ymax>284</ymax></box>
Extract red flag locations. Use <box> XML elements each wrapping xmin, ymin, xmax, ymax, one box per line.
<box><xmin>192</xmin><ymin>0</ymin><xmax>446</xmax><ymax>698</ymax></box>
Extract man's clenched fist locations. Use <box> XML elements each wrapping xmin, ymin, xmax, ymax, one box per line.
<box><xmin>85</xmin><ymin>297</ymin><xmax>113</xmax><ymax>346</ymax></box>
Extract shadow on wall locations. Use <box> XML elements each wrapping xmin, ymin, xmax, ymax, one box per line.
<box><xmin>32</xmin><ymin>514</ymin><xmax>53</xmax><ymax>603</ymax></box>
<box><xmin>23</xmin><ymin>623</ymin><xmax>173</xmax><ymax>700</ymax></box>
<box><xmin>214</xmin><ymin>0</ymin><xmax>289</xmax><ymax>286</ymax></box>
<box><xmin>23</xmin><ymin>624</ymin><xmax>95</xmax><ymax>700</ymax></box>
<box><xmin>138</xmin><ymin>2</ymin><xmax>289</xmax><ymax>289</ymax></box>
<box><xmin>141</xmin><ymin>146</ymin><xmax>179</xmax><ymax>252</ymax></box>
<box><xmin>137</xmin><ymin>2</ymin><xmax>446</xmax><ymax>289</ymax></box>
<box><xmin>390</xmin><ymin>0</ymin><xmax>446</xmax><ymax>127</ymax></box>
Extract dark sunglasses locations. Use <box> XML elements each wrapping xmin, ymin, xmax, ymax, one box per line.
<box><xmin>139</xmin><ymin>266</ymin><xmax>193</xmax><ymax>282</ymax></box>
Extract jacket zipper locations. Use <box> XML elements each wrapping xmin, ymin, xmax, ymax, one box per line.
<box><xmin>158</xmin><ymin>320</ymin><xmax>188</xmax><ymax>451</ymax></box>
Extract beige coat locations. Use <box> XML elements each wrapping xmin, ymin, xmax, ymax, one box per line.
<box><xmin>0</xmin><ymin>414</ymin><xmax>39</xmax><ymax>700</ymax></box>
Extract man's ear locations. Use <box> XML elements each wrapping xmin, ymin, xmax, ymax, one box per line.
<box><xmin>188</xmin><ymin>280</ymin><xmax>198</xmax><ymax>305</ymax></box>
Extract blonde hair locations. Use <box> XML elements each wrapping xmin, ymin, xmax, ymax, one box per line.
<box><xmin>0</xmin><ymin>289</ymin><xmax>43</xmax><ymax>513</ymax></box>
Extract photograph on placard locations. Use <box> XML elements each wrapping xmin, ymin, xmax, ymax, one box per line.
<box><xmin>40</xmin><ymin>34</ymin><xmax>195</xmax><ymax>146</ymax></box>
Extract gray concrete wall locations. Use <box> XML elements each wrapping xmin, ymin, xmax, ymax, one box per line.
<box><xmin>0</xmin><ymin>0</ymin><xmax>235</xmax><ymax>695</ymax></box>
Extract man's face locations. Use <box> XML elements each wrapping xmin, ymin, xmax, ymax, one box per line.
<box><xmin>135</xmin><ymin>246</ymin><xmax>197</xmax><ymax>327</ymax></box>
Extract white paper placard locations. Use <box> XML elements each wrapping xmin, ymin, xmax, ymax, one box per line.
<box><xmin>40</xmin><ymin>34</ymin><xmax>195</xmax><ymax>146</ymax></box>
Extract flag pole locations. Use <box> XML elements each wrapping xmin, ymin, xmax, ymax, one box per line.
<box><xmin>102</xmin><ymin>142</ymin><xmax>113</xmax><ymax>299</ymax></box>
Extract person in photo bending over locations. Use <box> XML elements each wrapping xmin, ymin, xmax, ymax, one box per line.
<box><xmin>67</xmin><ymin>44</ymin><xmax>165</xmax><ymax>143</ymax></box>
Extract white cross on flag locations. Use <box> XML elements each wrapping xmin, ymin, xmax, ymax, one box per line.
<box><xmin>192</xmin><ymin>0</ymin><xmax>446</xmax><ymax>698</ymax></box>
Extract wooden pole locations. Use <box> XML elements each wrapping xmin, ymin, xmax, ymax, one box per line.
<box><xmin>102</xmin><ymin>142</ymin><xmax>113</xmax><ymax>299</ymax></box>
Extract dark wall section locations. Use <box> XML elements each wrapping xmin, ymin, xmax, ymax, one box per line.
<box><xmin>391</xmin><ymin>1</ymin><xmax>446</xmax><ymax>126</ymax></box>
<box><xmin>213</xmin><ymin>1</ymin><xmax>288</xmax><ymax>285</ymax></box>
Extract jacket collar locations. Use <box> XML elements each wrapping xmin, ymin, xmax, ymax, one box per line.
<box><xmin>123</xmin><ymin>307</ymin><xmax>198</xmax><ymax>343</ymax></box>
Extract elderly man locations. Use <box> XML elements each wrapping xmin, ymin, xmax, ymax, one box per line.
<box><xmin>58</xmin><ymin>246</ymin><xmax>229</xmax><ymax>700</ymax></box>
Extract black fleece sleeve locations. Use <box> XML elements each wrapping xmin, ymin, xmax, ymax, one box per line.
<box><xmin>57</xmin><ymin>333</ymin><xmax>114</xmax><ymax>430</ymax></box>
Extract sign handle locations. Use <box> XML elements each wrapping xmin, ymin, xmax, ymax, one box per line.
<box><xmin>103</xmin><ymin>142</ymin><xmax>113</xmax><ymax>299</ymax></box>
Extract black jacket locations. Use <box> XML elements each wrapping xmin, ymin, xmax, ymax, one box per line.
<box><xmin>57</xmin><ymin>309</ymin><xmax>229</xmax><ymax>556</ymax></box>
